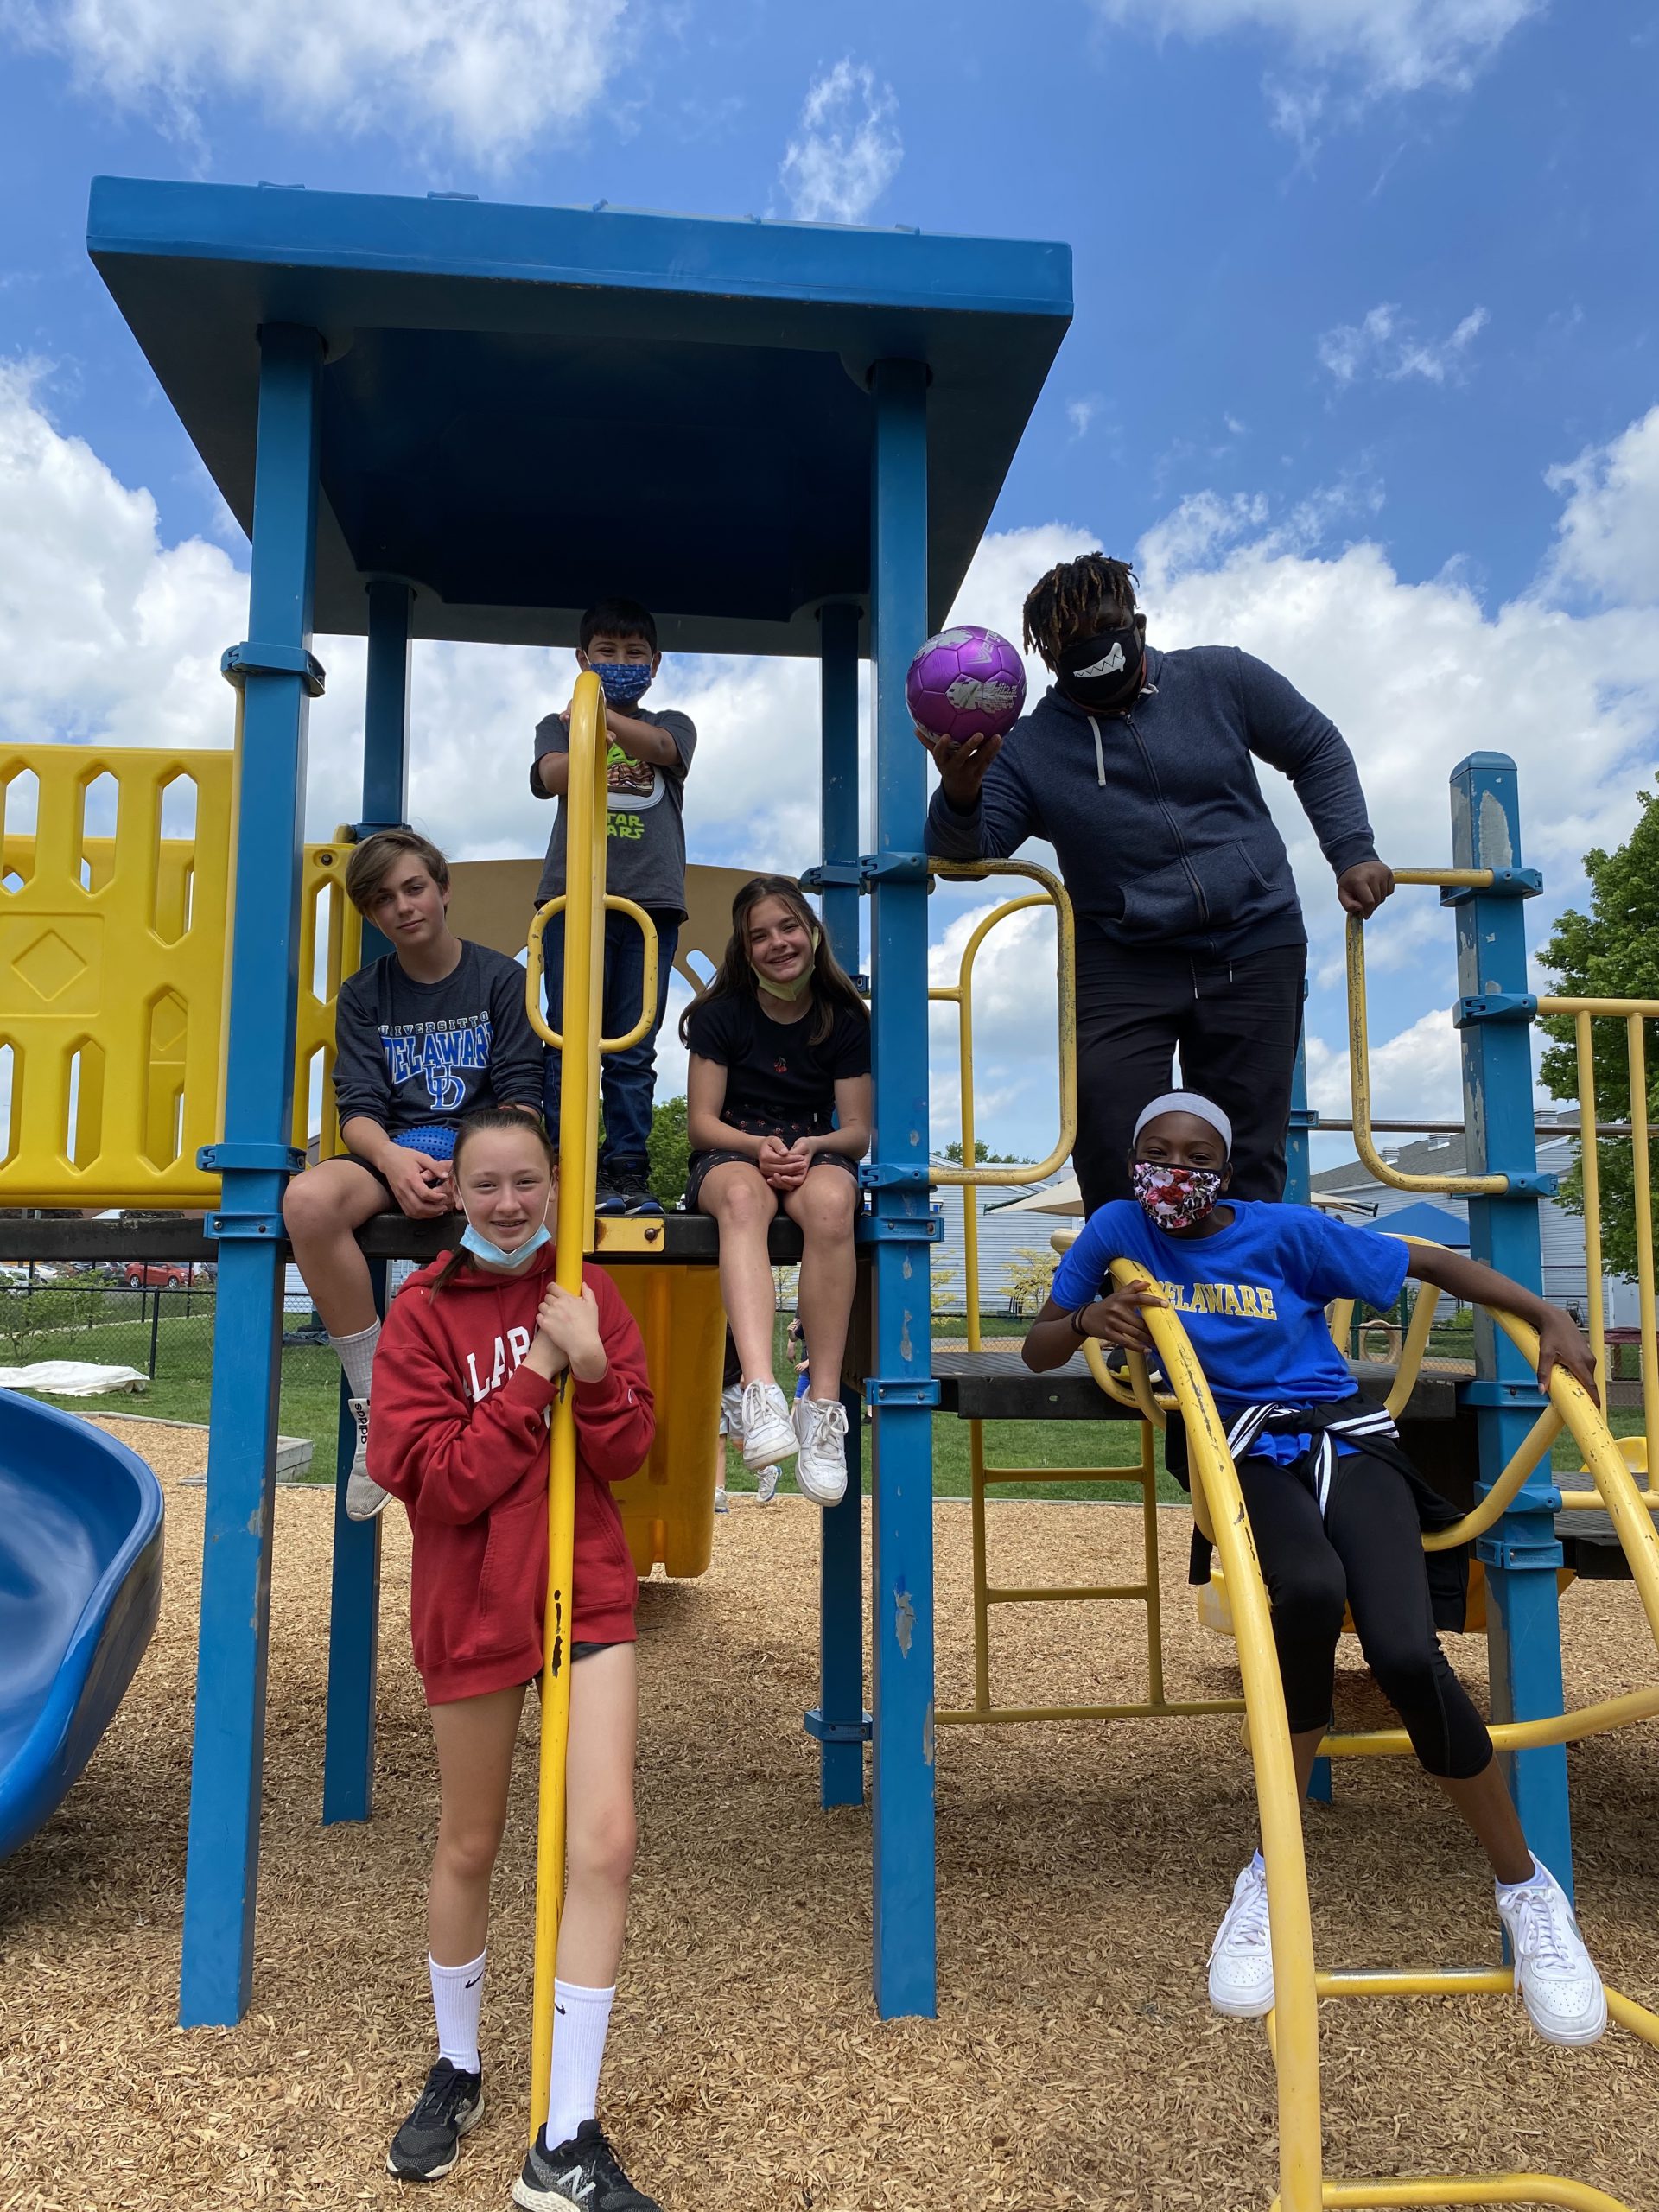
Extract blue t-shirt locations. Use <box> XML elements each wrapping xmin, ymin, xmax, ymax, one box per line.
<box><xmin>1050</xmin><ymin>1199</ymin><xmax>1409</xmax><ymax>1418</ymax></box>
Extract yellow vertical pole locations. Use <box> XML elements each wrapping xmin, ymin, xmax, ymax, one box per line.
<box><xmin>969</xmin><ymin>1421</ymin><xmax>991</xmax><ymax>1713</ymax></box>
<box><xmin>1139</xmin><ymin>1425</ymin><xmax>1166</xmax><ymax>1707</ymax></box>
<box><xmin>1627</xmin><ymin>1015</ymin><xmax>1657</xmax><ymax>1480</ymax></box>
<box><xmin>530</xmin><ymin>669</ymin><xmax>606</xmax><ymax>2144</ymax></box>
<box><xmin>1574</xmin><ymin>1013</ymin><xmax>1606</xmax><ymax>1390</ymax></box>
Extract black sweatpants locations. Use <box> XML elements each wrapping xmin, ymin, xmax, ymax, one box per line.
<box><xmin>1071</xmin><ymin>937</ymin><xmax>1306</xmax><ymax>1212</ymax></box>
<box><xmin>1236</xmin><ymin>1448</ymin><xmax>1491</xmax><ymax>1779</ymax></box>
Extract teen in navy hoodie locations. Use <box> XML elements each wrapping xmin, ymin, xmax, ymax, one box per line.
<box><xmin>922</xmin><ymin>552</ymin><xmax>1396</xmax><ymax>1211</ymax></box>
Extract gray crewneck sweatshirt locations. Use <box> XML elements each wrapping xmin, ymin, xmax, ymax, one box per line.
<box><xmin>924</xmin><ymin>644</ymin><xmax>1378</xmax><ymax>957</ymax></box>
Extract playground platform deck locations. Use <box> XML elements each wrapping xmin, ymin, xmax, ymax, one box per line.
<box><xmin>7</xmin><ymin>1413</ymin><xmax>1657</xmax><ymax>2212</ymax></box>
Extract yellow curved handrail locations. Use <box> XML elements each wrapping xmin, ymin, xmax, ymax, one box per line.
<box><xmin>1102</xmin><ymin>1253</ymin><xmax>1659</xmax><ymax>2212</ymax></box>
<box><xmin>526</xmin><ymin>891</ymin><xmax>660</xmax><ymax>1055</ymax></box>
<box><xmin>529</xmin><ymin>669</ymin><xmax>606</xmax><ymax>2145</ymax></box>
<box><xmin>927</xmin><ymin>856</ymin><xmax>1077</xmax><ymax>1194</ymax></box>
<box><xmin>1347</xmin><ymin>869</ymin><xmax>1507</xmax><ymax>1197</ymax></box>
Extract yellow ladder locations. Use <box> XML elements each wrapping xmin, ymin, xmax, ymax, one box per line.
<box><xmin>1107</xmin><ymin>1254</ymin><xmax>1659</xmax><ymax>2211</ymax></box>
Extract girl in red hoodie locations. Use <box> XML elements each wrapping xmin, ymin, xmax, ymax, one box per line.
<box><xmin>367</xmin><ymin>1108</ymin><xmax>660</xmax><ymax>2211</ymax></box>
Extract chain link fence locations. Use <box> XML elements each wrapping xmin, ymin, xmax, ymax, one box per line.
<box><xmin>1</xmin><ymin>1262</ymin><xmax>347</xmax><ymax>1484</ymax></box>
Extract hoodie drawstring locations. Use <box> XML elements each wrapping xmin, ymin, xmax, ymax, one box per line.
<box><xmin>1088</xmin><ymin>714</ymin><xmax>1106</xmax><ymax>788</ymax></box>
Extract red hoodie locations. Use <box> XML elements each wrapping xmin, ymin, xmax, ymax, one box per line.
<box><xmin>367</xmin><ymin>1246</ymin><xmax>655</xmax><ymax>1705</ymax></box>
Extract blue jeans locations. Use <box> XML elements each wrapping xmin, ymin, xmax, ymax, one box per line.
<box><xmin>541</xmin><ymin>908</ymin><xmax>679</xmax><ymax>1179</ymax></box>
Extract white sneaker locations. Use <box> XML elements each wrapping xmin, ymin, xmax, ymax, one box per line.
<box><xmin>344</xmin><ymin>1397</ymin><xmax>391</xmax><ymax>1522</ymax></box>
<box><xmin>1497</xmin><ymin>1858</ymin><xmax>1608</xmax><ymax>2047</ymax></box>
<box><xmin>792</xmin><ymin>1395</ymin><xmax>849</xmax><ymax>1506</ymax></box>
<box><xmin>1208</xmin><ymin>1857</ymin><xmax>1274</xmax><ymax>2018</ymax></box>
<box><xmin>740</xmin><ymin>1380</ymin><xmax>797</xmax><ymax>1471</ymax></box>
<box><xmin>714</xmin><ymin>1486</ymin><xmax>729</xmax><ymax>1514</ymax></box>
<box><xmin>719</xmin><ymin>1382</ymin><xmax>744</xmax><ymax>1440</ymax></box>
<box><xmin>755</xmin><ymin>1465</ymin><xmax>780</xmax><ymax>1505</ymax></box>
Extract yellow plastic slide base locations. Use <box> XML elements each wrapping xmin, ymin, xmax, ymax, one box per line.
<box><xmin>608</xmin><ymin>1263</ymin><xmax>727</xmax><ymax>1580</ymax></box>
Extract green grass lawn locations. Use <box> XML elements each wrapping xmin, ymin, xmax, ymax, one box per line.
<box><xmin>14</xmin><ymin>1298</ymin><xmax>1649</xmax><ymax>1502</ymax></box>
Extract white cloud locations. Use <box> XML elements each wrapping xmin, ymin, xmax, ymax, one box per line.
<box><xmin>779</xmin><ymin>59</ymin><xmax>902</xmax><ymax>226</ymax></box>
<box><xmin>1090</xmin><ymin>0</ymin><xmax>1542</xmax><ymax>96</ymax></box>
<box><xmin>0</xmin><ymin>359</ymin><xmax>246</xmax><ymax>754</ymax></box>
<box><xmin>0</xmin><ymin>0</ymin><xmax>626</xmax><ymax>166</ymax></box>
<box><xmin>1305</xmin><ymin>1008</ymin><xmax>1465</xmax><ymax>1123</ymax></box>
<box><xmin>1067</xmin><ymin>396</ymin><xmax>1103</xmax><ymax>441</ymax></box>
<box><xmin>1318</xmin><ymin>302</ymin><xmax>1489</xmax><ymax>386</ymax></box>
<box><xmin>1545</xmin><ymin>404</ymin><xmax>1659</xmax><ymax>608</ymax></box>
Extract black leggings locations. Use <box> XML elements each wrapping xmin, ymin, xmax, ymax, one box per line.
<box><xmin>1236</xmin><ymin>1448</ymin><xmax>1492</xmax><ymax>1779</ymax></box>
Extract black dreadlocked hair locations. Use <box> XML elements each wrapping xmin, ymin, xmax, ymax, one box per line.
<box><xmin>1021</xmin><ymin>553</ymin><xmax>1140</xmax><ymax>670</ymax></box>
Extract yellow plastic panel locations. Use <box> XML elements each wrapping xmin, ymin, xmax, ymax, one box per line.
<box><xmin>607</xmin><ymin>1262</ymin><xmax>725</xmax><ymax>1579</ymax></box>
<box><xmin>0</xmin><ymin>745</ymin><xmax>365</xmax><ymax>1206</ymax></box>
<box><xmin>292</xmin><ymin>840</ymin><xmax>363</xmax><ymax>1161</ymax></box>
<box><xmin>0</xmin><ymin>747</ymin><xmax>234</xmax><ymax>1208</ymax></box>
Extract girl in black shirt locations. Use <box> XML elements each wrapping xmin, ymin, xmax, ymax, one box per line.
<box><xmin>682</xmin><ymin>875</ymin><xmax>870</xmax><ymax>1504</ymax></box>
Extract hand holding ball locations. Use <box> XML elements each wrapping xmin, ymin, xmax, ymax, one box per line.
<box><xmin>906</xmin><ymin>626</ymin><xmax>1027</xmax><ymax>751</ymax></box>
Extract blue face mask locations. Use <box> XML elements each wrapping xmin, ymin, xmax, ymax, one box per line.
<box><xmin>593</xmin><ymin>658</ymin><xmax>654</xmax><ymax>707</ymax></box>
<box><xmin>461</xmin><ymin>1222</ymin><xmax>552</xmax><ymax>1272</ymax></box>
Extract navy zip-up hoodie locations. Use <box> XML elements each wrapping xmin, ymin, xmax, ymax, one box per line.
<box><xmin>925</xmin><ymin>645</ymin><xmax>1379</xmax><ymax>958</ymax></box>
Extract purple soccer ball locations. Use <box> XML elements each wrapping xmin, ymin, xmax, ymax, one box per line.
<box><xmin>906</xmin><ymin>625</ymin><xmax>1027</xmax><ymax>748</ymax></box>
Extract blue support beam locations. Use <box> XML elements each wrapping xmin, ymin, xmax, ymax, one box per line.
<box><xmin>181</xmin><ymin>324</ymin><xmax>322</xmax><ymax>2026</ymax></box>
<box><xmin>813</xmin><ymin>600</ymin><xmax>868</xmax><ymax>1808</ymax></box>
<box><xmin>321</xmin><ymin>575</ymin><xmax>410</xmax><ymax>1825</ymax></box>
<box><xmin>1448</xmin><ymin>753</ymin><xmax>1573</xmax><ymax>1894</ymax></box>
<box><xmin>866</xmin><ymin>359</ymin><xmax>937</xmax><ymax>2018</ymax></box>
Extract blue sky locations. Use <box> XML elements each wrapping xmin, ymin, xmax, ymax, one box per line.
<box><xmin>3</xmin><ymin>0</ymin><xmax>1657</xmax><ymax>1160</ymax></box>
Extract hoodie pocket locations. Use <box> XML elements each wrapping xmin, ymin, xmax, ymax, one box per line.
<box><xmin>473</xmin><ymin>1492</ymin><xmax>547</xmax><ymax>1659</ymax></box>
<box><xmin>1119</xmin><ymin>857</ymin><xmax>1205</xmax><ymax>938</ymax></box>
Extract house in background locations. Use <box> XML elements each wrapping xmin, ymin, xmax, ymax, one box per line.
<box><xmin>931</xmin><ymin>1168</ymin><xmax>1074</xmax><ymax>1315</ymax></box>
<box><xmin>1310</xmin><ymin>1109</ymin><xmax>1639</xmax><ymax>1326</ymax></box>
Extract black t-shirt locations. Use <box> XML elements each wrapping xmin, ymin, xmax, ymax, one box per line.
<box><xmin>685</xmin><ymin>992</ymin><xmax>871</xmax><ymax>1128</ymax></box>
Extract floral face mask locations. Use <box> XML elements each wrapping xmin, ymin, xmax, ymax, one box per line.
<box><xmin>1132</xmin><ymin>1160</ymin><xmax>1224</xmax><ymax>1230</ymax></box>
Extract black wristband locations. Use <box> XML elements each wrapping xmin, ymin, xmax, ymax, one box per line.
<box><xmin>1071</xmin><ymin>1303</ymin><xmax>1092</xmax><ymax>1338</ymax></box>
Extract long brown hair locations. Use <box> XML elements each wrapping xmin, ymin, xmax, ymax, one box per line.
<box><xmin>429</xmin><ymin>1108</ymin><xmax>557</xmax><ymax>1293</ymax></box>
<box><xmin>678</xmin><ymin>874</ymin><xmax>867</xmax><ymax>1049</ymax></box>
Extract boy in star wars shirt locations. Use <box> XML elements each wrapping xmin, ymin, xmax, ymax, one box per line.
<box><xmin>283</xmin><ymin>830</ymin><xmax>543</xmax><ymax>1522</ymax></box>
<box><xmin>531</xmin><ymin>597</ymin><xmax>696</xmax><ymax>1216</ymax></box>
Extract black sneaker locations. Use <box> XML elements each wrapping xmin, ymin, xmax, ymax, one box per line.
<box><xmin>512</xmin><ymin>2119</ymin><xmax>660</xmax><ymax>2210</ymax></box>
<box><xmin>385</xmin><ymin>2058</ymin><xmax>483</xmax><ymax>2182</ymax></box>
<box><xmin>593</xmin><ymin>1172</ymin><xmax>626</xmax><ymax>1217</ymax></box>
<box><xmin>620</xmin><ymin>1184</ymin><xmax>663</xmax><ymax>1217</ymax></box>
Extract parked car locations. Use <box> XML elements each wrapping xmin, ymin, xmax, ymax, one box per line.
<box><xmin>121</xmin><ymin>1262</ymin><xmax>194</xmax><ymax>1290</ymax></box>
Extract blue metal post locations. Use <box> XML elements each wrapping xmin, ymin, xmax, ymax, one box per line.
<box><xmin>321</xmin><ymin>576</ymin><xmax>411</xmax><ymax>1825</ymax></box>
<box><xmin>866</xmin><ymin>359</ymin><xmax>938</xmax><ymax>2018</ymax></box>
<box><xmin>181</xmin><ymin>325</ymin><xmax>323</xmax><ymax>2025</ymax></box>
<box><xmin>807</xmin><ymin>600</ymin><xmax>868</xmax><ymax>1808</ymax></box>
<box><xmin>1449</xmin><ymin>753</ymin><xmax>1572</xmax><ymax>1891</ymax></box>
<box><xmin>1286</xmin><ymin>992</ymin><xmax>1313</xmax><ymax>1207</ymax></box>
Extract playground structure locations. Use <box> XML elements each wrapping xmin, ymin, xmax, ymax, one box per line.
<box><xmin>2</xmin><ymin>176</ymin><xmax>1658</xmax><ymax>2207</ymax></box>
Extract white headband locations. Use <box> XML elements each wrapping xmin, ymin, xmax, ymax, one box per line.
<box><xmin>1132</xmin><ymin>1090</ymin><xmax>1233</xmax><ymax>1154</ymax></box>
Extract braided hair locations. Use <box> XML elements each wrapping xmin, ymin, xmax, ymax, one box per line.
<box><xmin>1021</xmin><ymin>553</ymin><xmax>1140</xmax><ymax>669</ymax></box>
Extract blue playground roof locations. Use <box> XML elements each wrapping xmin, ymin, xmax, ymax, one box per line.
<box><xmin>1381</xmin><ymin>1200</ymin><xmax>1471</xmax><ymax>1248</ymax></box>
<box><xmin>87</xmin><ymin>178</ymin><xmax>1072</xmax><ymax>658</ymax></box>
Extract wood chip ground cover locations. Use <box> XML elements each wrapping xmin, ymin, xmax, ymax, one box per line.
<box><xmin>4</xmin><ymin>1416</ymin><xmax>1657</xmax><ymax>2210</ymax></box>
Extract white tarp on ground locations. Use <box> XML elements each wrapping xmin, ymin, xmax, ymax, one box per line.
<box><xmin>0</xmin><ymin>1362</ymin><xmax>149</xmax><ymax>1397</ymax></box>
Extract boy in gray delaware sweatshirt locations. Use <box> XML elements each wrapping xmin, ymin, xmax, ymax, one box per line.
<box><xmin>923</xmin><ymin>552</ymin><xmax>1394</xmax><ymax>1209</ymax></box>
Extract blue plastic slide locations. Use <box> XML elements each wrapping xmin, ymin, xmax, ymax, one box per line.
<box><xmin>0</xmin><ymin>1389</ymin><xmax>164</xmax><ymax>1859</ymax></box>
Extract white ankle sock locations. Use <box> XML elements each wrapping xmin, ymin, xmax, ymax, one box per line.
<box><xmin>429</xmin><ymin>1948</ymin><xmax>486</xmax><ymax>2075</ymax></box>
<box><xmin>1250</xmin><ymin>1849</ymin><xmax>1265</xmax><ymax>1876</ymax></box>
<box><xmin>1497</xmin><ymin>1854</ymin><xmax>1547</xmax><ymax>1898</ymax></box>
<box><xmin>332</xmin><ymin>1319</ymin><xmax>380</xmax><ymax>1402</ymax></box>
<box><xmin>545</xmin><ymin>1980</ymin><xmax>614</xmax><ymax>2151</ymax></box>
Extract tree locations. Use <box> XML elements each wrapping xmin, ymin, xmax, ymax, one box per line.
<box><xmin>941</xmin><ymin>1138</ymin><xmax>1032</xmax><ymax>1165</ymax></box>
<box><xmin>1538</xmin><ymin>791</ymin><xmax>1659</xmax><ymax>1281</ymax></box>
<box><xmin>1006</xmin><ymin>1246</ymin><xmax>1058</xmax><ymax>1317</ymax></box>
<box><xmin>930</xmin><ymin>1263</ymin><xmax>961</xmax><ymax>1319</ymax></box>
<box><xmin>647</xmin><ymin>1096</ymin><xmax>690</xmax><ymax>1208</ymax></box>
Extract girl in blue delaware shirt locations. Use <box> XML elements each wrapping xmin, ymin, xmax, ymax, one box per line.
<box><xmin>1024</xmin><ymin>1091</ymin><xmax>1608</xmax><ymax>2050</ymax></box>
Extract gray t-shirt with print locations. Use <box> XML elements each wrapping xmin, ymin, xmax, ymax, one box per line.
<box><xmin>531</xmin><ymin>702</ymin><xmax>696</xmax><ymax>920</ymax></box>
